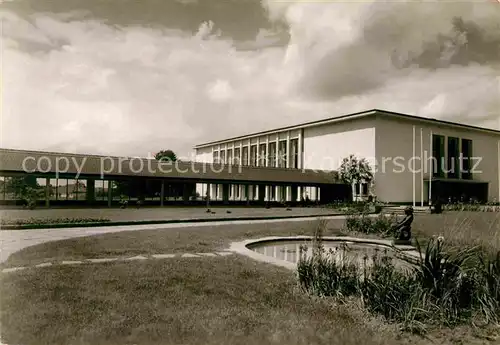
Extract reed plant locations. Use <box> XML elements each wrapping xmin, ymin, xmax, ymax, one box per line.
<box><xmin>297</xmin><ymin>220</ymin><xmax>500</xmax><ymax>333</ymax></box>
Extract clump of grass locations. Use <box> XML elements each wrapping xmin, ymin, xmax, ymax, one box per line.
<box><xmin>297</xmin><ymin>243</ymin><xmax>360</xmax><ymax>298</ymax></box>
<box><xmin>297</xmin><ymin>221</ymin><xmax>500</xmax><ymax>333</ymax></box>
<box><xmin>477</xmin><ymin>251</ymin><xmax>500</xmax><ymax>323</ymax></box>
<box><xmin>361</xmin><ymin>254</ymin><xmax>427</xmax><ymax>333</ymax></box>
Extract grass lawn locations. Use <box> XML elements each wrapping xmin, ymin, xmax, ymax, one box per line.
<box><xmin>3</xmin><ymin>212</ymin><xmax>498</xmax><ymax>268</ymax></box>
<box><xmin>1</xmin><ymin>212</ymin><xmax>499</xmax><ymax>345</ymax></box>
<box><xmin>1</xmin><ymin>219</ymin><xmax>346</xmax><ymax>268</ymax></box>
<box><xmin>1</xmin><ymin>257</ymin><xmax>411</xmax><ymax>345</ymax></box>
<box><xmin>411</xmin><ymin>211</ymin><xmax>500</xmax><ymax>253</ymax></box>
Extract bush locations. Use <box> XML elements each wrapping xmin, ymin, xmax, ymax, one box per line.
<box><xmin>361</xmin><ymin>255</ymin><xmax>427</xmax><ymax>332</ymax></box>
<box><xmin>297</xmin><ymin>231</ymin><xmax>361</xmax><ymax>298</ymax></box>
<box><xmin>21</xmin><ymin>186</ymin><xmax>41</xmax><ymax>210</ymax></box>
<box><xmin>343</xmin><ymin>211</ymin><xmax>397</xmax><ymax>237</ymax></box>
<box><xmin>324</xmin><ymin>201</ymin><xmax>371</xmax><ymax>213</ymax></box>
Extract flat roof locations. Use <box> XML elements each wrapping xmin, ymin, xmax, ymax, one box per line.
<box><xmin>194</xmin><ymin>109</ymin><xmax>500</xmax><ymax>149</ymax></box>
<box><xmin>0</xmin><ymin>148</ymin><xmax>339</xmax><ymax>185</ymax></box>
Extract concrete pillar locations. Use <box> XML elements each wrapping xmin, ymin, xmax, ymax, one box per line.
<box><xmin>86</xmin><ymin>178</ymin><xmax>95</xmax><ymax>205</ymax></box>
<box><xmin>45</xmin><ymin>177</ymin><xmax>50</xmax><ymax>207</ymax></box>
<box><xmin>107</xmin><ymin>180</ymin><xmax>112</xmax><ymax>207</ymax></box>
<box><xmin>275</xmin><ymin>135</ymin><xmax>279</xmax><ymax>167</ymax></box>
<box><xmin>316</xmin><ymin>186</ymin><xmax>320</xmax><ymax>203</ymax></box>
<box><xmin>285</xmin><ymin>186</ymin><xmax>291</xmax><ymax>202</ymax></box>
<box><xmin>291</xmin><ymin>185</ymin><xmax>298</xmax><ymax>203</ymax></box>
<box><xmin>245</xmin><ymin>185</ymin><xmax>250</xmax><ymax>205</ymax></box>
<box><xmin>286</xmin><ymin>131</ymin><xmax>291</xmax><ymax>168</ymax></box>
<box><xmin>182</xmin><ymin>183</ymin><xmax>190</xmax><ymax>204</ymax></box>
<box><xmin>160</xmin><ymin>180</ymin><xmax>165</xmax><ymax>206</ymax></box>
<box><xmin>222</xmin><ymin>184</ymin><xmax>230</xmax><ymax>204</ymax></box>
<box><xmin>246</xmin><ymin>140</ymin><xmax>251</xmax><ymax>165</ymax></box>
<box><xmin>258</xmin><ymin>185</ymin><xmax>266</xmax><ymax>203</ymax></box>
<box><xmin>206</xmin><ymin>183</ymin><xmax>211</xmax><ymax>208</ymax></box>
<box><xmin>239</xmin><ymin>142</ymin><xmax>243</xmax><ymax>166</ymax></box>
<box><xmin>298</xmin><ymin>129</ymin><xmax>303</xmax><ymax>170</ymax></box>
<box><xmin>265</xmin><ymin>136</ymin><xmax>269</xmax><ymax>167</ymax></box>
<box><xmin>211</xmin><ymin>184</ymin><xmax>217</xmax><ymax>201</ymax></box>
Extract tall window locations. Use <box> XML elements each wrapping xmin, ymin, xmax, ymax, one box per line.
<box><xmin>212</xmin><ymin>151</ymin><xmax>219</xmax><ymax>163</ymax></box>
<box><xmin>290</xmin><ymin>138</ymin><xmax>299</xmax><ymax>169</ymax></box>
<box><xmin>227</xmin><ymin>149</ymin><xmax>233</xmax><ymax>165</ymax></box>
<box><xmin>432</xmin><ymin>134</ymin><xmax>445</xmax><ymax>178</ymax></box>
<box><xmin>278</xmin><ymin>140</ymin><xmax>287</xmax><ymax>167</ymax></box>
<box><xmin>461</xmin><ymin>139</ymin><xmax>473</xmax><ymax>180</ymax></box>
<box><xmin>268</xmin><ymin>142</ymin><xmax>276</xmax><ymax>167</ymax></box>
<box><xmin>355</xmin><ymin>183</ymin><xmax>360</xmax><ymax>195</ymax></box>
<box><xmin>259</xmin><ymin>143</ymin><xmax>266</xmax><ymax>166</ymax></box>
<box><xmin>220</xmin><ymin>150</ymin><xmax>226</xmax><ymax>165</ymax></box>
<box><xmin>362</xmin><ymin>183</ymin><xmax>368</xmax><ymax>195</ymax></box>
<box><xmin>250</xmin><ymin>145</ymin><xmax>257</xmax><ymax>166</ymax></box>
<box><xmin>242</xmin><ymin>146</ymin><xmax>249</xmax><ymax>166</ymax></box>
<box><xmin>234</xmin><ymin>147</ymin><xmax>241</xmax><ymax>165</ymax></box>
<box><xmin>447</xmin><ymin>137</ymin><xmax>459</xmax><ymax>178</ymax></box>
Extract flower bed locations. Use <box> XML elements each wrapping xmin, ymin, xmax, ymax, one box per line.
<box><xmin>443</xmin><ymin>202</ymin><xmax>500</xmax><ymax>212</ymax></box>
<box><xmin>1</xmin><ymin>217</ymin><xmax>111</xmax><ymax>227</ymax></box>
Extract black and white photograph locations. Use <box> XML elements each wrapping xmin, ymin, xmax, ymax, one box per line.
<box><xmin>1</xmin><ymin>0</ymin><xmax>500</xmax><ymax>344</ymax></box>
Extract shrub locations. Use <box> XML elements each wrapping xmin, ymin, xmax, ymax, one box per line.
<box><xmin>21</xmin><ymin>186</ymin><xmax>41</xmax><ymax>210</ymax></box>
<box><xmin>477</xmin><ymin>251</ymin><xmax>500</xmax><ymax>322</ymax></box>
<box><xmin>413</xmin><ymin>238</ymin><xmax>483</xmax><ymax>325</ymax></box>
<box><xmin>297</xmin><ymin>244</ymin><xmax>360</xmax><ymax>298</ymax></box>
<box><xmin>361</xmin><ymin>254</ymin><xmax>427</xmax><ymax>332</ymax></box>
<box><xmin>343</xmin><ymin>211</ymin><xmax>397</xmax><ymax>237</ymax></box>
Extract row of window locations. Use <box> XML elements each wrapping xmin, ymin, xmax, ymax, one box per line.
<box><xmin>432</xmin><ymin>135</ymin><xmax>473</xmax><ymax>179</ymax></box>
<box><xmin>209</xmin><ymin>184</ymin><xmax>288</xmax><ymax>201</ymax></box>
<box><xmin>213</xmin><ymin>138</ymin><xmax>300</xmax><ymax>169</ymax></box>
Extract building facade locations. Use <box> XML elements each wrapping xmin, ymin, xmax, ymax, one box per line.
<box><xmin>194</xmin><ymin>109</ymin><xmax>500</xmax><ymax>204</ymax></box>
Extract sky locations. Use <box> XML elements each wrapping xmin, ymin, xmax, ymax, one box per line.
<box><xmin>2</xmin><ymin>0</ymin><xmax>500</xmax><ymax>159</ymax></box>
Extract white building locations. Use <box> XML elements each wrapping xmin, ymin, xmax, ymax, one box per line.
<box><xmin>194</xmin><ymin>109</ymin><xmax>500</xmax><ymax>204</ymax></box>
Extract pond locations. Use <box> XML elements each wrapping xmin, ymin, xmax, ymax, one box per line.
<box><xmin>247</xmin><ymin>239</ymin><xmax>414</xmax><ymax>270</ymax></box>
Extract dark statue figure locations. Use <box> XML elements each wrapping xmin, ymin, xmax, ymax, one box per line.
<box><xmin>392</xmin><ymin>206</ymin><xmax>413</xmax><ymax>243</ymax></box>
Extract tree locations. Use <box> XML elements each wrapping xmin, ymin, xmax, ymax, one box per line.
<box><xmin>4</xmin><ymin>176</ymin><xmax>41</xmax><ymax>209</ymax></box>
<box><xmin>155</xmin><ymin>150</ymin><xmax>177</xmax><ymax>162</ymax></box>
<box><xmin>338</xmin><ymin>154</ymin><xmax>373</xmax><ymax>201</ymax></box>
<box><xmin>4</xmin><ymin>176</ymin><xmax>39</xmax><ymax>198</ymax></box>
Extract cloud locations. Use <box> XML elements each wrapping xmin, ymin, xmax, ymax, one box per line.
<box><xmin>265</xmin><ymin>0</ymin><xmax>500</xmax><ymax>122</ymax></box>
<box><xmin>2</xmin><ymin>13</ymin><xmax>289</xmax><ymax>157</ymax></box>
<box><xmin>207</xmin><ymin>80</ymin><xmax>233</xmax><ymax>102</ymax></box>
<box><xmin>2</xmin><ymin>1</ymin><xmax>500</xmax><ymax>159</ymax></box>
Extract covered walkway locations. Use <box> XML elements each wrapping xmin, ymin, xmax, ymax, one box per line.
<box><xmin>0</xmin><ymin>148</ymin><xmax>349</xmax><ymax>207</ymax></box>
